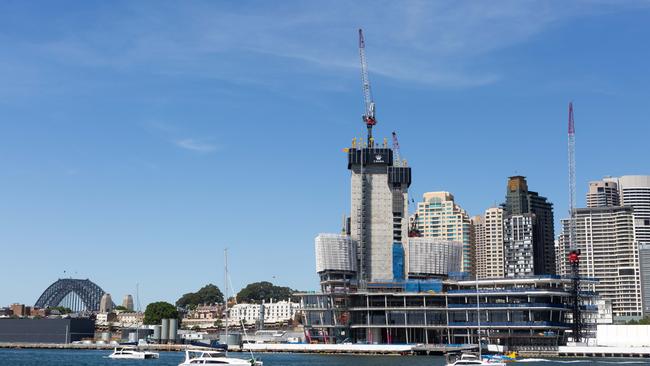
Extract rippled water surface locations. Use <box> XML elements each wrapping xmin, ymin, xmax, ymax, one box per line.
<box><xmin>1</xmin><ymin>349</ymin><xmax>649</xmax><ymax>366</ymax></box>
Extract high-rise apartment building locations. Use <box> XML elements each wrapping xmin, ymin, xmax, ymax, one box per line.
<box><xmin>473</xmin><ymin>207</ymin><xmax>505</xmax><ymax>279</ymax></box>
<box><xmin>558</xmin><ymin>206</ymin><xmax>642</xmax><ymax>321</ymax></box>
<box><xmin>471</xmin><ymin>215</ymin><xmax>484</xmax><ymax>279</ymax></box>
<box><xmin>593</xmin><ymin>175</ymin><xmax>650</xmax><ymax>316</ymax></box>
<box><xmin>502</xmin><ymin>176</ymin><xmax>555</xmax><ymax>275</ymax></box>
<box><xmin>640</xmin><ymin>243</ymin><xmax>650</xmax><ymax>316</ymax></box>
<box><xmin>348</xmin><ymin>143</ymin><xmax>411</xmax><ymax>283</ymax></box>
<box><xmin>504</xmin><ymin>214</ymin><xmax>535</xmax><ymax>277</ymax></box>
<box><xmin>605</xmin><ymin>176</ymin><xmax>650</xmax><ymax>246</ymax></box>
<box><xmin>587</xmin><ymin>181</ymin><xmax>620</xmax><ymax>208</ymax></box>
<box><xmin>415</xmin><ymin>192</ymin><xmax>471</xmax><ymax>274</ymax></box>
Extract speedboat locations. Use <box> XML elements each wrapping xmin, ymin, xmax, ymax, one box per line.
<box><xmin>108</xmin><ymin>346</ymin><xmax>159</xmax><ymax>359</ymax></box>
<box><xmin>445</xmin><ymin>353</ymin><xmax>506</xmax><ymax>366</ymax></box>
<box><xmin>178</xmin><ymin>349</ymin><xmax>262</xmax><ymax>366</ymax></box>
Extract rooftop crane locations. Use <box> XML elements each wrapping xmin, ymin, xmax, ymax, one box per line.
<box><xmin>358</xmin><ymin>29</ymin><xmax>376</xmax><ymax>146</ymax></box>
<box><xmin>391</xmin><ymin>131</ymin><xmax>402</xmax><ymax>167</ymax></box>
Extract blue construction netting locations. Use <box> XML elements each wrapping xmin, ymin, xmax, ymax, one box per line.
<box><xmin>392</xmin><ymin>243</ymin><xmax>405</xmax><ymax>281</ymax></box>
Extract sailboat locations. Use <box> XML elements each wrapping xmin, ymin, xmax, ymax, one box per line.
<box><xmin>109</xmin><ymin>284</ymin><xmax>160</xmax><ymax>360</ymax></box>
<box><xmin>179</xmin><ymin>249</ymin><xmax>262</xmax><ymax>366</ymax></box>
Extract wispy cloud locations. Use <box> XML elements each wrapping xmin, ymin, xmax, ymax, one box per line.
<box><xmin>173</xmin><ymin>138</ymin><xmax>218</xmax><ymax>153</ymax></box>
<box><xmin>2</xmin><ymin>0</ymin><xmax>649</xmax><ymax>96</ymax></box>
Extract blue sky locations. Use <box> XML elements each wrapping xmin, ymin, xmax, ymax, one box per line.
<box><xmin>2</xmin><ymin>1</ymin><xmax>649</xmax><ymax>307</ymax></box>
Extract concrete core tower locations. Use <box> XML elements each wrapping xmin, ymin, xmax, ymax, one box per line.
<box><xmin>348</xmin><ymin>144</ymin><xmax>411</xmax><ymax>283</ymax></box>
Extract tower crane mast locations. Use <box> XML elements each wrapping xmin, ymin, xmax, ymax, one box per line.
<box><xmin>391</xmin><ymin>131</ymin><xmax>402</xmax><ymax>167</ymax></box>
<box><xmin>568</xmin><ymin>102</ymin><xmax>577</xmax><ymax>253</ymax></box>
<box><xmin>358</xmin><ymin>29</ymin><xmax>376</xmax><ymax>146</ymax></box>
<box><xmin>567</xmin><ymin>101</ymin><xmax>582</xmax><ymax>342</ymax></box>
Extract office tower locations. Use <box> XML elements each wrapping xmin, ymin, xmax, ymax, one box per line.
<box><xmin>640</xmin><ymin>243</ymin><xmax>650</xmax><ymax>316</ymax></box>
<box><xmin>415</xmin><ymin>192</ymin><xmax>472</xmax><ymax>274</ymax></box>
<box><xmin>348</xmin><ymin>143</ymin><xmax>411</xmax><ymax>283</ymax></box>
<box><xmin>558</xmin><ymin>207</ymin><xmax>642</xmax><ymax>321</ymax></box>
<box><xmin>122</xmin><ymin>295</ymin><xmax>134</xmax><ymax>312</ymax></box>
<box><xmin>504</xmin><ymin>214</ymin><xmax>535</xmax><ymax>277</ymax></box>
<box><xmin>473</xmin><ymin>207</ymin><xmax>505</xmax><ymax>279</ymax></box>
<box><xmin>100</xmin><ymin>293</ymin><xmax>113</xmax><ymax>313</ymax></box>
<box><xmin>587</xmin><ymin>181</ymin><xmax>620</xmax><ymax>208</ymax></box>
<box><xmin>502</xmin><ymin>176</ymin><xmax>555</xmax><ymax>275</ymax></box>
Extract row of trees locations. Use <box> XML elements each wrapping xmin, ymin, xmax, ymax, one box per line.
<box><xmin>175</xmin><ymin>282</ymin><xmax>295</xmax><ymax>309</ymax></box>
<box><xmin>236</xmin><ymin>281</ymin><xmax>294</xmax><ymax>304</ymax></box>
<box><xmin>176</xmin><ymin>284</ymin><xmax>224</xmax><ymax>309</ymax></box>
<box><xmin>626</xmin><ymin>316</ymin><xmax>650</xmax><ymax>325</ymax></box>
<box><xmin>143</xmin><ymin>281</ymin><xmax>297</xmax><ymax>324</ymax></box>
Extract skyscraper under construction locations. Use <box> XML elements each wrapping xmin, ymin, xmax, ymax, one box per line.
<box><xmin>348</xmin><ymin>142</ymin><xmax>411</xmax><ymax>283</ymax></box>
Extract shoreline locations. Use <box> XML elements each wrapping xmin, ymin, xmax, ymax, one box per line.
<box><xmin>1</xmin><ymin>342</ymin><xmax>650</xmax><ymax>358</ymax></box>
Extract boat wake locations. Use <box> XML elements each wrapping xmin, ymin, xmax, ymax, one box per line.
<box><xmin>517</xmin><ymin>359</ymin><xmax>591</xmax><ymax>363</ymax></box>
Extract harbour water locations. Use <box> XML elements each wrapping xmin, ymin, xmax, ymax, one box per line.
<box><xmin>1</xmin><ymin>349</ymin><xmax>650</xmax><ymax>366</ymax></box>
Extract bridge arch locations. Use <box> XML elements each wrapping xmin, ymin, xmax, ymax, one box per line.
<box><xmin>35</xmin><ymin>278</ymin><xmax>111</xmax><ymax>312</ymax></box>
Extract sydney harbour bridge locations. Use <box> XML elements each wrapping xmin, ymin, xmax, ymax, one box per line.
<box><xmin>34</xmin><ymin>278</ymin><xmax>112</xmax><ymax>312</ymax></box>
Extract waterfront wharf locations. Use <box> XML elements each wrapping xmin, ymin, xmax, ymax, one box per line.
<box><xmin>243</xmin><ymin>343</ymin><xmax>414</xmax><ymax>354</ymax></box>
<box><xmin>0</xmin><ymin>342</ymin><xmax>198</xmax><ymax>352</ymax></box>
<box><xmin>3</xmin><ymin>342</ymin><xmax>650</xmax><ymax>358</ymax></box>
<box><xmin>243</xmin><ymin>343</ymin><xmax>476</xmax><ymax>355</ymax></box>
<box><xmin>557</xmin><ymin>346</ymin><xmax>650</xmax><ymax>358</ymax></box>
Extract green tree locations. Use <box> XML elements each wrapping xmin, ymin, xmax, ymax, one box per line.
<box><xmin>176</xmin><ymin>284</ymin><xmax>224</xmax><ymax>309</ymax></box>
<box><xmin>236</xmin><ymin>281</ymin><xmax>294</xmax><ymax>304</ymax></box>
<box><xmin>143</xmin><ymin>301</ymin><xmax>179</xmax><ymax>325</ymax></box>
<box><xmin>49</xmin><ymin>306</ymin><xmax>72</xmax><ymax>314</ymax></box>
<box><xmin>113</xmin><ymin>305</ymin><xmax>128</xmax><ymax>311</ymax></box>
<box><xmin>628</xmin><ymin>316</ymin><xmax>650</xmax><ymax>325</ymax></box>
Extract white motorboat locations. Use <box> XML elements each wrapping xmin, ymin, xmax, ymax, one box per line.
<box><xmin>445</xmin><ymin>353</ymin><xmax>506</xmax><ymax>366</ymax></box>
<box><xmin>178</xmin><ymin>349</ymin><xmax>262</xmax><ymax>366</ymax></box>
<box><xmin>108</xmin><ymin>346</ymin><xmax>159</xmax><ymax>359</ymax></box>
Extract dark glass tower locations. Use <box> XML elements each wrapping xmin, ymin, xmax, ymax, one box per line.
<box><xmin>502</xmin><ymin>176</ymin><xmax>556</xmax><ymax>275</ymax></box>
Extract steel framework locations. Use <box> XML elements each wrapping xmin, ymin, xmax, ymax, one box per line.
<box><xmin>35</xmin><ymin>278</ymin><xmax>111</xmax><ymax>312</ymax></box>
<box><xmin>567</xmin><ymin>102</ymin><xmax>583</xmax><ymax>342</ymax></box>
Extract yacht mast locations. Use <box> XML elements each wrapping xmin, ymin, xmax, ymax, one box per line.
<box><xmin>224</xmin><ymin>248</ymin><xmax>229</xmax><ymax>341</ymax></box>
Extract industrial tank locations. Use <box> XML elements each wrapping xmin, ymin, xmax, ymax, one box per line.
<box><xmin>101</xmin><ymin>332</ymin><xmax>111</xmax><ymax>342</ymax></box>
<box><xmin>153</xmin><ymin>325</ymin><xmax>161</xmax><ymax>341</ymax></box>
<box><xmin>168</xmin><ymin>318</ymin><xmax>178</xmax><ymax>343</ymax></box>
<box><xmin>218</xmin><ymin>333</ymin><xmax>241</xmax><ymax>346</ymax></box>
<box><xmin>160</xmin><ymin>319</ymin><xmax>169</xmax><ymax>343</ymax></box>
<box><xmin>128</xmin><ymin>331</ymin><xmax>137</xmax><ymax>343</ymax></box>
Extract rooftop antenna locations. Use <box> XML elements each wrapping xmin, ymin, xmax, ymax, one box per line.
<box><xmin>136</xmin><ymin>283</ymin><xmax>141</xmax><ymax>312</ymax></box>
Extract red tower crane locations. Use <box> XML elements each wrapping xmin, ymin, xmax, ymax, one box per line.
<box><xmin>567</xmin><ymin>101</ymin><xmax>582</xmax><ymax>342</ymax></box>
<box><xmin>358</xmin><ymin>29</ymin><xmax>376</xmax><ymax>146</ymax></box>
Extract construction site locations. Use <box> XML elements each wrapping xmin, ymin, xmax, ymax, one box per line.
<box><xmin>299</xmin><ymin>29</ymin><xmax>595</xmax><ymax>352</ymax></box>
